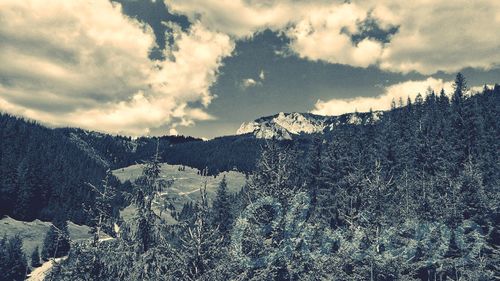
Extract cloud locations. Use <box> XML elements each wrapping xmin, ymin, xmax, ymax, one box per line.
<box><xmin>169</xmin><ymin>128</ymin><xmax>179</xmax><ymax>135</ymax></box>
<box><xmin>165</xmin><ymin>0</ymin><xmax>305</xmax><ymax>38</ymax></box>
<box><xmin>240</xmin><ymin>69</ymin><xmax>266</xmax><ymax>89</ymax></box>
<box><xmin>311</xmin><ymin>77</ymin><xmax>454</xmax><ymax>116</ymax></box>
<box><xmin>375</xmin><ymin>0</ymin><xmax>500</xmax><ymax>74</ymax></box>
<box><xmin>241</xmin><ymin>78</ymin><xmax>261</xmax><ymax>89</ymax></box>
<box><xmin>165</xmin><ymin>0</ymin><xmax>500</xmax><ymax>74</ymax></box>
<box><xmin>285</xmin><ymin>3</ymin><xmax>384</xmax><ymax>68</ymax></box>
<box><xmin>0</xmin><ymin>0</ymin><xmax>233</xmax><ymax>135</ymax></box>
<box><xmin>470</xmin><ymin>84</ymin><xmax>495</xmax><ymax>93</ymax></box>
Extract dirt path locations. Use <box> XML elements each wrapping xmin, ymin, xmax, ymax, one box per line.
<box><xmin>26</xmin><ymin>257</ymin><xmax>66</xmax><ymax>281</ymax></box>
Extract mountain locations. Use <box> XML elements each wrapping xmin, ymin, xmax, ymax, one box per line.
<box><xmin>236</xmin><ymin>111</ymin><xmax>383</xmax><ymax>139</ymax></box>
<box><xmin>0</xmin><ymin>114</ymin><xmax>201</xmax><ymax>223</ymax></box>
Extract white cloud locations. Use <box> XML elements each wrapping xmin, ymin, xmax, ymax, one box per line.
<box><xmin>240</xmin><ymin>78</ymin><xmax>261</xmax><ymax>89</ymax></box>
<box><xmin>240</xmin><ymin>69</ymin><xmax>266</xmax><ymax>89</ymax></box>
<box><xmin>169</xmin><ymin>128</ymin><xmax>179</xmax><ymax>135</ymax></box>
<box><xmin>165</xmin><ymin>0</ymin><xmax>500</xmax><ymax>74</ymax></box>
<box><xmin>285</xmin><ymin>3</ymin><xmax>383</xmax><ymax>68</ymax></box>
<box><xmin>311</xmin><ymin>77</ymin><xmax>454</xmax><ymax>116</ymax></box>
<box><xmin>375</xmin><ymin>0</ymin><xmax>500</xmax><ymax>74</ymax></box>
<box><xmin>0</xmin><ymin>0</ymin><xmax>234</xmax><ymax>135</ymax></box>
<box><xmin>165</xmin><ymin>0</ymin><xmax>306</xmax><ymax>38</ymax></box>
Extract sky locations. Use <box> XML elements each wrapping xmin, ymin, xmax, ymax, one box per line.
<box><xmin>0</xmin><ymin>0</ymin><xmax>499</xmax><ymax>138</ymax></box>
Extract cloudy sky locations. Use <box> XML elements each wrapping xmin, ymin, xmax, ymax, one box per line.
<box><xmin>0</xmin><ymin>0</ymin><xmax>499</xmax><ymax>138</ymax></box>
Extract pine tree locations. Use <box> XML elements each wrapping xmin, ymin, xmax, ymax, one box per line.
<box><xmin>0</xmin><ymin>236</ymin><xmax>6</xmax><ymax>276</ymax></box>
<box><xmin>181</xmin><ymin>181</ymin><xmax>223</xmax><ymax>280</ymax></box>
<box><xmin>457</xmin><ymin>157</ymin><xmax>487</xmax><ymax>221</ymax></box>
<box><xmin>30</xmin><ymin>246</ymin><xmax>41</xmax><ymax>268</ymax></box>
<box><xmin>452</xmin><ymin>72</ymin><xmax>467</xmax><ymax>107</ymax></box>
<box><xmin>87</xmin><ymin>169</ymin><xmax>117</xmax><ymax>245</ymax></box>
<box><xmin>248</xmin><ymin>140</ymin><xmax>302</xmax><ymax>204</ymax></box>
<box><xmin>132</xmin><ymin>141</ymin><xmax>172</xmax><ymax>253</ymax></box>
<box><xmin>212</xmin><ymin>175</ymin><xmax>232</xmax><ymax>239</ymax></box>
<box><xmin>448</xmin><ymin>73</ymin><xmax>470</xmax><ymax>171</ymax></box>
<box><xmin>41</xmin><ymin>213</ymin><xmax>71</xmax><ymax>260</ymax></box>
<box><xmin>14</xmin><ymin>147</ymin><xmax>42</xmax><ymax>221</ymax></box>
<box><xmin>303</xmin><ymin>136</ymin><xmax>323</xmax><ymax>219</ymax></box>
<box><xmin>0</xmin><ymin>235</ymin><xmax>28</xmax><ymax>281</ymax></box>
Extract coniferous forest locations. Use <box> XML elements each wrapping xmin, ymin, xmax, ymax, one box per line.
<box><xmin>1</xmin><ymin>74</ymin><xmax>499</xmax><ymax>280</ymax></box>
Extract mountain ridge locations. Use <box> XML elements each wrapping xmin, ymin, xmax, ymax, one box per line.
<box><xmin>237</xmin><ymin>110</ymin><xmax>384</xmax><ymax>139</ymax></box>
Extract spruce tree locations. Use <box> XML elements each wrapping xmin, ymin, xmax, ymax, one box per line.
<box><xmin>452</xmin><ymin>72</ymin><xmax>467</xmax><ymax>107</ymax></box>
<box><xmin>457</xmin><ymin>158</ymin><xmax>487</xmax><ymax>221</ymax></box>
<box><xmin>212</xmin><ymin>175</ymin><xmax>231</xmax><ymax>238</ymax></box>
<box><xmin>181</xmin><ymin>182</ymin><xmax>223</xmax><ymax>280</ymax></box>
<box><xmin>0</xmin><ymin>236</ymin><xmax>8</xmax><ymax>280</ymax></box>
<box><xmin>248</xmin><ymin>140</ymin><xmax>302</xmax><ymax>204</ymax></box>
<box><xmin>87</xmin><ymin>169</ymin><xmax>117</xmax><ymax>245</ymax></box>
<box><xmin>14</xmin><ymin>147</ymin><xmax>42</xmax><ymax>221</ymax></box>
<box><xmin>30</xmin><ymin>246</ymin><xmax>41</xmax><ymax>268</ymax></box>
<box><xmin>131</xmin><ymin>141</ymin><xmax>171</xmax><ymax>253</ymax></box>
<box><xmin>41</xmin><ymin>213</ymin><xmax>71</xmax><ymax>260</ymax></box>
<box><xmin>449</xmin><ymin>73</ymin><xmax>469</xmax><ymax>169</ymax></box>
<box><xmin>0</xmin><ymin>235</ymin><xmax>28</xmax><ymax>281</ymax></box>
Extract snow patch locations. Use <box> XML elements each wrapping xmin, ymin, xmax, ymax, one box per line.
<box><xmin>273</xmin><ymin>112</ymin><xmax>325</xmax><ymax>134</ymax></box>
<box><xmin>236</xmin><ymin>121</ymin><xmax>259</xmax><ymax>134</ymax></box>
<box><xmin>236</xmin><ymin>112</ymin><xmax>326</xmax><ymax>139</ymax></box>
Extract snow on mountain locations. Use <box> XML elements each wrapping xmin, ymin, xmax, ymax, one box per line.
<box><xmin>273</xmin><ymin>112</ymin><xmax>325</xmax><ymax>134</ymax></box>
<box><xmin>236</xmin><ymin>121</ymin><xmax>259</xmax><ymax>135</ymax></box>
<box><xmin>254</xmin><ymin>122</ymin><xmax>293</xmax><ymax>140</ymax></box>
<box><xmin>236</xmin><ymin>111</ymin><xmax>383</xmax><ymax>139</ymax></box>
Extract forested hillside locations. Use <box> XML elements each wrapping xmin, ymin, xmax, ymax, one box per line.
<box><xmin>42</xmin><ymin>75</ymin><xmax>499</xmax><ymax>280</ymax></box>
<box><xmin>0</xmin><ymin>116</ymin><xmax>108</xmax><ymax>223</ymax></box>
<box><xmin>0</xmin><ymin>109</ymin><xmax>261</xmax><ymax>224</ymax></box>
<box><xmin>0</xmin><ymin>117</ymin><xmax>200</xmax><ymax>223</ymax></box>
<box><xmin>163</xmin><ymin>134</ymin><xmax>263</xmax><ymax>175</ymax></box>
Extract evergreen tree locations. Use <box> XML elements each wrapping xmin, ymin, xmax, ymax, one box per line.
<box><xmin>248</xmin><ymin>140</ymin><xmax>302</xmax><ymax>204</ymax></box>
<box><xmin>452</xmin><ymin>72</ymin><xmax>467</xmax><ymax>107</ymax></box>
<box><xmin>449</xmin><ymin>73</ymin><xmax>469</xmax><ymax>169</ymax></box>
<box><xmin>14</xmin><ymin>147</ymin><xmax>42</xmax><ymax>221</ymax></box>
<box><xmin>0</xmin><ymin>236</ymin><xmax>6</xmax><ymax>277</ymax></box>
<box><xmin>212</xmin><ymin>175</ymin><xmax>232</xmax><ymax>239</ymax></box>
<box><xmin>0</xmin><ymin>149</ymin><xmax>19</xmax><ymax>217</ymax></box>
<box><xmin>87</xmin><ymin>169</ymin><xmax>118</xmax><ymax>244</ymax></box>
<box><xmin>457</xmin><ymin>157</ymin><xmax>487</xmax><ymax>221</ymax></box>
<box><xmin>30</xmin><ymin>246</ymin><xmax>41</xmax><ymax>268</ymax></box>
<box><xmin>131</xmin><ymin>141</ymin><xmax>171</xmax><ymax>253</ymax></box>
<box><xmin>303</xmin><ymin>136</ymin><xmax>323</xmax><ymax>220</ymax></box>
<box><xmin>41</xmin><ymin>213</ymin><xmax>71</xmax><ymax>260</ymax></box>
<box><xmin>0</xmin><ymin>235</ymin><xmax>28</xmax><ymax>281</ymax></box>
<box><xmin>181</xmin><ymin>182</ymin><xmax>223</xmax><ymax>280</ymax></box>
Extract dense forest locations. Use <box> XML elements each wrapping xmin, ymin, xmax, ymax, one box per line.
<box><xmin>164</xmin><ymin>134</ymin><xmax>263</xmax><ymax>175</ymax></box>
<box><xmin>13</xmin><ymin>74</ymin><xmax>494</xmax><ymax>280</ymax></box>
<box><xmin>0</xmin><ymin>112</ymin><xmax>264</xmax><ymax>223</ymax></box>
<box><xmin>0</xmin><ymin>116</ymin><xmax>200</xmax><ymax>223</ymax></box>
